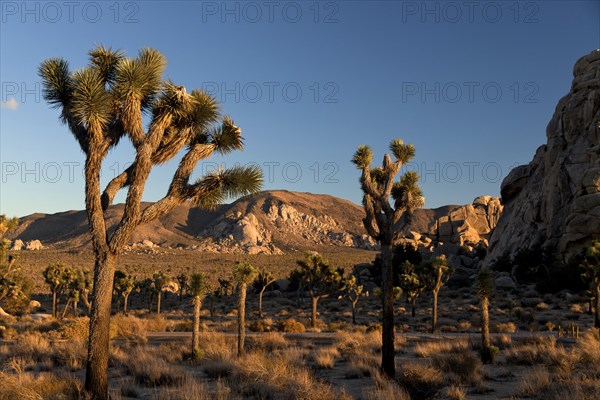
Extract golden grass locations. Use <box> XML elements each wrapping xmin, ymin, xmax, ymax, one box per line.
<box><xmin>432</xmin><ymin>349</ymin><xmax>482</xmax><ymax>385</ymax></box>
<box><xmin>414</xmin><ymin>338</ymin><xmax>469</xmax><ymax>358</ymax></box>
<box><xmin>0</xmin><ymin>371</ymin><xmax>83</xmax><ymax>400</ymax></box>
<box><xmin>517</xmin><ymin>366</ymin><xmax>551</xmax><ymax>397</ymax></box>
<box><xmin>311</xmin><ymin>346</ymin><xmax>340</xmax><ymax>369</ymax></box>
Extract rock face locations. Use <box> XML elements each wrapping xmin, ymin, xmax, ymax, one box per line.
<box><xmin>399</xmin><ymin>196</ymin><xmax>503</xmax><ymax>248</ymax></box>
<box><xmin>25</xmin><ymin>240</ymin><xmax>44</xmax><ymax>250</ymax></box>
<box><xmin>487</xmin><ymin>50</ymin><xmax>600</xmax><ymax>264</ymax></box>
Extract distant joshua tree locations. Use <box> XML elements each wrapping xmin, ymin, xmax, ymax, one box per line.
<box><xmin>580</xmin><ymin>240</ymin><xmax>600</xmax><ymax>328</ymax></box>
<box><xmin>43</xmin><ymin>263</ymin><xmax>71</xmax><ymax>318</ymax></box>
<box><xmin>233</xmin><ymin>261</ymin><xmax>258</xmax><ymax>356</ymax></box>
<box><xmin>352</xmin><ymin>139</ymin><xmax>424</xmax><ymax>377</ymax></box>
<box><xmin>476</xmin><ymin>267</ymin><xmax>494</xmax><ymax>362</ymax></box>
<box><xmin>340</xmin><ymin>274</ymin><xmax>369</xmax><ymax>324</ymax></box>
<box><xmin>177</xmin><ymin>273</ymin><xmax>188</xmax><ymax>302</ymax></box>
<box><xmin>152</xmin><ymin>272</ymin><xmax>169</xmax><ymax>315</ymax></box>
<box><xmin>189</xmin><ymin>272</ymin><xmax>207</xmax><ymax>360</ymax></box>
<box><xmin>423</xmin><ymin>255</ymin><xmax>452</xmax><ymax>333</ymax></box>
<box><xmin>253</xmin><ymin>269</ymin><xmax>276</xmax><ymax>317</ymax></box>
<box><xmin>295</xmin><ymin>251</ymin><xmax>343</xmax><ymax>329</ymax></box>
<box><xmin>39</xmin><ymin>45</ymin><xmax>262</xmax><ymax>399</ymax></box>
<box><xmin>114</xmin><ymin>270</ymin><xmax>135</xmax><ymax>315</ymax></box>
<box><xmin>398</xmin><ymin>261</ymin><xmax>427</xmax><ymax>318</ymax></box>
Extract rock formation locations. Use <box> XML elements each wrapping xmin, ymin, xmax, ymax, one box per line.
<box><xmin>487</xmin><ymin>50</ymin><xmax>600</xmax><ymax>264</ymax></box>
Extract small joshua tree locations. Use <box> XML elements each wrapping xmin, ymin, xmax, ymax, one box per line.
<box><xmin>580</xmin><ymin>240</ymin><xmax>600</xmax><ymax>328</ymax></box>
<box><xmin>62</xmin><ymin>267</ymin><xmax>91</xmax><ymax>318</ymax></box>
<box><xmin>476</xmin><ymin>267</ymin><xmax>494</xmax><ymax>362</ymax></box>
<box><xmin>43</xmin><ymin>263</ymin><xmax>71</xmax><ymax>318</ymax></box>
<box><xmin>295</xmin><ymin>251</ymin><xmax>343</xmax><ymax>329</ymax></box>
<box><xmin>153</xmin><ymin>272</ymin><xmax>169</xmax><ymax>315</ymax></box>
<box><xmin>0</xmin><ymin>217</ymin><xmax>30</xmax><ymax>312</ymax></box>
<box><xmin>341</xmin><ymin>274</ymin><xmax>369</xmax><ymax>324</ymax></box>
<box><xmin>352</xmin><ymin>139</ymin><xmax>424</xmax><ymax>377</ymax></box>
<box><xmin>253</xmin><ymin>269</ymin><xmax>276</xmax><ymax>317</ymax></box>
<box><xmin>114</xmin><ymin>270</ymin><xmax>135</xmax><ymax>315</ymax></box>
<box><xmin>233</xmin><ymin>261</ymin><xmax>257</xmax><ymax>356</ymax></box>
<box><xmin>177</xmin><ymin>273</ymin><xmax>188</xmax><ymax>302</ymax></box>
<box><xmin>189</xmin><ymin>272</ymin><xmax>207</xmax><ymax>359</ymax></box>
<box><xmin>398</xmin><ymin>261</ymin><xmax>427</xmax><ymax>318</ymax></box>
<box><xmin>423</xmin><ymin>255</ymin><xmax>452</xmax><ymax>333</ymax></box>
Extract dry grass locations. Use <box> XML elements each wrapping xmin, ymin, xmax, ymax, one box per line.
<box><xmin>445</xmin><ymin>385</ymin><xmax>467</xmax><ymax>400</ymax></box>
<box><xmin>414</xmin><ymin>338</ymin><xmax>469</xmax><ymax>358</ymax></box>
<box><xmin>493</xmin><ymin>322</ymin><xmax>517</xmax><ymax>333</ymax></box>
<box><xmin>517</xmin><ymin>366</ymin><xmax>551</xmax><ymax>397</ymax></box>
<box><xmin>311</xmin><ymin>346</ymin><xmax>340</xmax><ymax>369</ymax></box>
<box><xmin>124</xmin><ymin>346</ymin><xmax>186</xmax><ymax>387</ymax></box>
<box><xmin>432</xmin><ymin>349</ymin><xmax>482</xmax><ymax>385</ymax></box>
<box><xmin>398</xmin><ymin>362</ymin><xmax>445</xmax><ymax>399</ymax></box>
<box><xmin>0</xmin><ymin>371</ymin><xmax>83</xmax><ymax>400</ymax></box>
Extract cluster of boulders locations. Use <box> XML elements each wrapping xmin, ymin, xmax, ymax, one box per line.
<box><xmin>9</xmin><ymin>239</ymin><xmax>44</xmax><ymax>251</ymax></box>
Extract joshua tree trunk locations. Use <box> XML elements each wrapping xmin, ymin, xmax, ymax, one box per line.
<box><xmin>157</xmin><ymin>292</ymin><xmax>162</xmax><ymax>315</ymax></box>
<box><xmin>259</xmin><ymin>287</ymin><xmax>266</xmax><ymax>318</ymax></box>
<box><xmin>238</xmin><ymin>283</ymin><xmax>247</xmax><ymax>356</ymax></box>
<box><xmin>209</xmin><ymin>296</ymin><xmax>214</xmax><ymax>318</ymax></box>
<box><xmin>311</xmin><ymin>296</ymin><xmax>319</xmax><ymax>329</ymax></box>
<box><xmin>595</xmin><ymin>285</ymin><xmax>600</xmax><ymax>328</ymax></box>
<box><xmin>61</xmin><ymin>299</ymin><xmax>71</xmax><ymax>319</ymax></box>
<box><xmin>432</xmin><ymin>288</ymin><xmax>439</xmax><ymax>334</ymax></box>
<box><xmin>411</xmin><ymin>298</ymin><xmax>416</xmax><ymax>318</ymax></box>
<box><xmin>352</xmin><ymin>301</ymin><xmax>357</xmax><ymax>324</ymax></box>
<box><xmin>123</xmin><ymin>294</ymin><xmax>129</xmax><ymax>315</ymax></box>
<box><xmin>52</xmin><ymin>290</ymin><xmax>58</xmax><ymax>318</ymax></box>
<box><xmin>85</xmin><ymin>252</ymin><xmax>117</xmax><ymax>399</ymax></box>
<box><xmin>481</xmin><ymin>295</ymin><xmax>491</xmax><ymax>349</ymax></box>
<box><xmin>192</xmin><ymin>295</ymin><xmax>201</xmax><ymax>358</ymax></box>
<box><xmin>381</xmin><ymin>243</ymin><xmax>395</xmax><ymax>378</ymax></box>
<box><xmin>82</xmin><ymin>293</ymin><xmax>91</xmax><ymax>316</ymax></box>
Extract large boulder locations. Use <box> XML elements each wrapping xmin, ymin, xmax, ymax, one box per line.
<box><xmin>10</xmin><ymin>239</ymin><xmax>24</xmax><ymax>250</ymax></box>
<box><xmin>486</xmin><ymin>50</ymin><xmax>600</xmax><ymax>265</ymax></box>
<box><xmin>25</xmin><ymin>240</ymin><xmax>44</xmax><ymax>250</ymax></box>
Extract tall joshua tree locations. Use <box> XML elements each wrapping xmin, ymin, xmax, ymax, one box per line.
<box><xmin>189</xmin><ymin>272</ymin><xmax>207</xmax><ymax>360</ymax></box>
<box><xmin>233</xmin><ymin>261</ymin><xmax>258</xmax><ymax>357</ymax></box>
<box><xmin>476</xmin><ymin>267</ymin><xmax>494</xmax><ymax>362</ymax></box>
<box><xmin>39</xmin><ymin>46</ymin><xmax>262</xmax><ymax>399</ymax></box>
<box><xmin>351</xmin><ymin>139</ymin><xmax>424</xmax><ymax>378</ymax></box>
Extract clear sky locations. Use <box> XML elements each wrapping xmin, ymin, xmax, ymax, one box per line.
<box><xmin>1</xmin><ymin>0</ymin><xmax>598</xmax><ymax>217</ymax></box>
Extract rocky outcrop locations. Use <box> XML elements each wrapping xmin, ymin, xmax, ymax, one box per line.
<box><xmin>399</xmin><ymin>196</ymin><xmax>503</xmax><ymax>248</ymax></box>
<box><xmin>487</xmin><ymin>50</ymin><xmax>600</xmax><ymax>264</ymax></box>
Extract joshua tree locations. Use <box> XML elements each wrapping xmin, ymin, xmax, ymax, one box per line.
<box><xmin>39</xmin><ymin>46</ymin><xmax>262</xmax><ymax>398</ymax></box>
<box><xmin>352</xmin><ymin>139</ymin><xmax>424</xmax><ymax>377</ymax></box>
<box><xmin>43</xmin><ymin>263</ymin><xmax>71</xmax><ymax>318</ymax></box>
<box><xmin>476</xmin><ymin>267</ymin><xmax>494</xmax><ymax>362</ymax></box>
<box><xmin>153</xmin><ymin>272</ymin><xmax>169</xmax><ymax>315</ymax></box>
<box><xmin>341</xmin><ymin>274</ymin><xmax>369</xmax><ymax>324</ymax></box>
<box><xmin>0</xmin><ymin>217</ymin><xmax>29</xmax><ymax>311</ymax></box>
<box><xmin>62</xmin><ymin>267</ymin><xmax>91</xmax><ymax>318</ymax></box>
<box><xmin>398</xmin><ymin>261</ymin><xmax>427</xmax><ymax>318</ymax></box>
<box><xmin>423</xmin><ymin>255</ymin><xmax>452</xmax><ymax>333</ymax></box>
<box><xmin>177</xmin><ymin>273</ymin><xmax>188</xmax><ymax>302</ymax></box>
<box><xmin>295</xmin><ymin>251</ymin><xmax>343</xmax><ymax>329</ymax></box>
<box><xmin>580</xmin><ymin>240</ymin><xmax>600</xmax><ymax>328</ymax></box>
<box><xmin>189</xmin><ymin>272</ymin><xmax>207</xmax><ymax>359</ymax></box>
<box><xmin>233</xmin><ymin>261</ymin><xmax>257</xmax><ymax>356</ymax></box>
<box><xmin>253</xmin><ymin>269</ymin><xmax>276</xmax><ymax>317</ymax></box>
<box><xmin>0</xmin><ymin>215</ymin><xmax>18</xmax><ymax>238</ymax></box>
<box><xmin>218</xmin><ymin>277</ymin><xmax>232</xmax><ymax>296</ymax></box>
<box><xmin>114</xmin><ymin>270</ymin><xmax>135</xmax><ymax>315</ymax></box>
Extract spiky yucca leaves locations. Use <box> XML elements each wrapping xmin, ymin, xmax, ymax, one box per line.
<box><xmin>351</xmin><ymin>138</ymin><xmax>424</xmax><ymax>378</ymax></box>
<box><xmin>39</xmin><ymin>45</ymin><xmax>263</xmax><ymax>400</ymax></box>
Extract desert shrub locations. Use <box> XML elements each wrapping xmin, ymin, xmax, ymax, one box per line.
<box><xmin>478</xmin><ymin>346</ymin><xmax>499</xmax><ymax>364</ymax></box>
<box><xmin>445</xmin><ymin>385</ymin><xmax>467</xmax><ymax>400</ymax></box>
<box><xmin>145</xmin><ymin>375</ymin><xmax>212</xmax><ymax>400</ymax></box>
<box><xmin>517</xmin><ymin>366</ymin><xmax>551</xmax><ymax>397</ymax></box>
<box><xmin>110</xmin><ymin>314</ymin><xmax>148</xmax><ymax>341</ymax></box>
<box><xmin>362</xmin><ymin>378</ymin><xmax>410</xmax><ymax>400</ymax></box>
<box><xmin>249</xmin><ymin>332</ymin><xmax>288</xmax><ymax>352</ymax></box>
<box><xmin>493</xmin><ymin>322</ymin><xmax>517</xmax><ymax>333</ymax></box>
<box><xmin>57</xmin><ymin>317</ymin><xmax>89</xmax><ymax>340</ymax></box>
<box><xmin>0</xmin><ymin>371</ymin><xmax>83</xmax><ymax>400</ymax></box>
<box><xmin>432</xmin><ymin>350</ymin><xmax>482</xmax><ymax>384</ymax></box>
<box><xmin>199</xmin><ymin>332</ymin><xmax>236</xmax><ymax>360</ymax></box>
<box><xmin>203</xmin><ymin>359</ymin><xmax>235</xmax><ymax>379</ymax></box>
<box><xmin>311</xmin><ymin>346</ymin><xmax>340</xmax><ymax>369</ymax></box>
<box><xmin>278</xmin><ymin>318</ymin><xmax>305</xmax><ymax>333</ymax></box>
<box><xmin>366</xmin><ymin>323</ymin><xmax>382</xmax><ymax>333</ymax></box>
<box><xmin>576</xmin><ymin>329</ymin><xmax>600</xmax><ymax>369</ymax></box>
<box><xmin>249</xmin><ymin>319</ymin><xmax>272</xmax><ymax>332</ymax></box>
<box><xmin>398</xmin><ymin>362</ymin><xmax>444</xmax><ymax>399</ymax></box>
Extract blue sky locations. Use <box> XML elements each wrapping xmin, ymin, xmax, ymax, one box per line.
<box><xmin>1</xmin><ymin>0</ymin><xmax>598</xmax><ymax>217</ymax></box>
